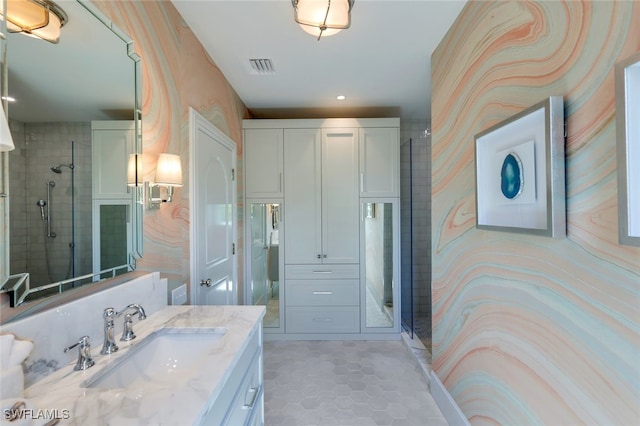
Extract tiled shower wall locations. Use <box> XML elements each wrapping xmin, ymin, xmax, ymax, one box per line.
<box><xmin>8</xmin><ymin>120</ymin><xmax>92</xmax><ymax>286</ymax></box>
<box><xmin>400</xmin><ymin>119</ymin><xmax>432</xmax><ymax>319</ymax></box>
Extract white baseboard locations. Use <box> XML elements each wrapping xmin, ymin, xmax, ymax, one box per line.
<box><xmin>430</xmin><ymin>371</ymin><xmax>470</xmax><ymax>426</ymax></box>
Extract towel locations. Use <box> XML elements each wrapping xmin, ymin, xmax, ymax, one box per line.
<box><xmin>0</xmin><ymin>334</ymin><xmax>34</xmax><ymax>400</ymax></box>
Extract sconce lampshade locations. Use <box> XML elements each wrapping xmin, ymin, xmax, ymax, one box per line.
<box><xmin>292</xmin><ymin>0</ymin><xmax>354</xmax><ymax>40</ymax></box>
<box><xmin>127</xmin><ymin>154</ymin><xmax>142</xmax><ymax>186</ymax></box>
<box><xmin>0</xmin><ymin>103</ymin><xmax>15</xmax><ymax>152</ymax></box>
<box><xmin>155</xmin><ymin>153</ymin><xmax>183</xmax><ymax>187</ymax></box>
<box><xmin>5</xmin><ymin>0</ymin><xmax>68</xmax><ymax>44</ymax></box>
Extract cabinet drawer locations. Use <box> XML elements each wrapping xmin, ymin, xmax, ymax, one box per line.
<box><xmin>225</xmin><ymin>350</ymin><xmax>263</xmax><ymax>426</ymax></box>
<box><xmin>286</xmin><ymin>280</ymin><xmax>359</xmax><ymax>306</ymax></box>
<box><xmin>285</xmin><ymin>264</ymin><xmax>359</xmax><ymax>280</ymax></box>
<box><xmin>286</xmin><ymin>307</ymin><xmax>360</xmax><ymax>333</ymax></box>
<box><xmin>202</xmin><ymin>327</ymin><xmax>261</xmax><ymax>425</ymax></box>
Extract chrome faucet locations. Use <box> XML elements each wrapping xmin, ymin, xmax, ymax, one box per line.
<box><xmin>100</xmin><ymin>304</ymin><xmax>146</xmax><ymax>355</ymax></box>
<box><xmin>64</xmin><ymin>336</ymin><xmax>95</xmax><ymax>370</ymax></box>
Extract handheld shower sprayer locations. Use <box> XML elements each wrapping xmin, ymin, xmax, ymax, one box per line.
<box><xmin>36</xmin><ymin>200</ymin><xmax>47</xmax><ymax>221</ymax></box>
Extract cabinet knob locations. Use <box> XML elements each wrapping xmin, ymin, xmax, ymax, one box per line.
<box><xmin>200</xmin><ymin>278</ymin><xmax>212</xmax><ymax>287</ymax></box>
<box><xmin>317</xmin><ymin>254</ymin><xmax>322</xmax><ymax>259</ymax></box>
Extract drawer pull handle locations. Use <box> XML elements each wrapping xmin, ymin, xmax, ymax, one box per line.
<box><xmin>313</xmin><ymin>291</ymin><xmax>333</xmax><ymax>295</ymax></box>
<box><xmin>244</xmin><ymin>386</ymin><xmax>259</xmax><ymax>409</ymax></box>
<box><xmin>312</xmin><ymin>271</ymin><xmax>332</xmax><ymax>274</ymax></box>
<box><xmin>313</xmin><ymin>317</ymin><xmax>334</xmax><ymax>322</ymax></box>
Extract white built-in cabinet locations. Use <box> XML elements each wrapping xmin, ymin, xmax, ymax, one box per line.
<box><xmin>359</xmin><ymin>127</ymin><xmax>400</xmax><ymax>197</ymax></box>
<box><xmin>91</xmin><ymin>121</ymin><xmax>135</xmax><ymax>276</ymax></box>
<box><xmin>243</xmin><ymin>118</ymin><xmax>400</xmax><ymax>338</ymax></box>
<box><xmin>244</xmin><ymin>128</ymin><xmax>283</xmax><ymax>198</ymax></box>
<box><xmin>283</xmin><ymin>128</ymin><xmax>359</xmax><ymax>265</ymax></box>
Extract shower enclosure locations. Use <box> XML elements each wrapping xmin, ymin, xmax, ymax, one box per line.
<box><xmin>400</xmin><ymin>132</ymin><xmax>432</xmax><ymax>355</ymax></box>
<box><xmin>8</xmin><ymin>123</ymin><xmax>93</xmax><ymax>293</ymax></box>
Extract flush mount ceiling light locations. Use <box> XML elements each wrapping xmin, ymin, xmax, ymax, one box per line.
<box><xmin>292</xmin><ymin>0</ymin><xmax>355</xmax><ymax>41</ymax></box>
<box><xmin>5</xmin><ymin>0</ymin><xmax>68</xmax><ymax>44</ymax></box>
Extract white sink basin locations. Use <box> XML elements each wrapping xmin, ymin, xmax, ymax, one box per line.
<box><xmin>84</xmin><ymin>327</ymin><xmax>227</xmax><ymax>389</ymax></box>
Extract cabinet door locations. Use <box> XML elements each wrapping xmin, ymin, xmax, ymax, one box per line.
<box><xmin>359</xmin><ymin>127</ymin><xmax>399</xmax><ymax>197</ymax></box>
<box><xmin>284</xmin><ymin>128</ymin><xmax>322</xmax><ymax>264</ymax></box>
<box><xmin>244</xmin><ymin>129</ymin><xmax>283</xmax><ymax>198</ymax></box>
<box><xmin>322</xmin><ymin>128</ymin><xmax>359</xmax><ymax>264</ymax></box>
<box><xmin>92</xmin><ymin>121</ymin><xmax>134</xmax><ymax>199</ymax></box>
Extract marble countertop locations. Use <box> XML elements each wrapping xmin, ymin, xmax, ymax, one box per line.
<box><xmin>22</xmin><ymin>305</ymin><xmax>265</xmax><ymax>425</ymax></box>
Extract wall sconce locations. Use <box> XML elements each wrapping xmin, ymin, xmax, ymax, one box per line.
<box><xmin>4</xmin><ymin>0</ymin><xmax>68</xmax><ymax>44</ymax></box>
<box><xmin>292</xmin><ymin>0</ymin><xmax>354</xmax><ymax>40</ymax></box>
<box><xmin>145</xmin><ymin>153</ymin><xmax>183</xmax><ymax>210</ymax></box>
<box><xmin>0</xmin><ymin>103</ymin><xmax>15</xmax><ymax>152</ymax></box>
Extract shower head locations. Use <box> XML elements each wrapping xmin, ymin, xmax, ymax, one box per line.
<box><xmin>51</xmin><ymin>164</ymin><xmax>74</xmax><ymax>174</ymax></box>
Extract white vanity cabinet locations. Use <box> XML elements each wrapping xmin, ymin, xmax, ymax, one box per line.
<box><xmin>244</xmin><ymin>128</ymin><xmax>284</xmax><ymax>198</ymax></box>
<box><xmin>201</xmin><ymin>324</ymin><xmax>264</xmax><ymax>425</ymax></box>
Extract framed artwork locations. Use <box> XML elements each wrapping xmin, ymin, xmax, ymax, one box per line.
<box><xmin>615</xmin><ymin>52</ymin><xmax>640</xmax><ymax>247</ymax></box>
<box><xmin>475</xmin><ymin>96</ymin><xmax>566</xmax><ymax>237</ymax></box>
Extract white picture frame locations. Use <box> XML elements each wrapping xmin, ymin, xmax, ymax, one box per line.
<box><xmin>475</xmin><ymin>96</ymin><xmax>566</xmax><ymax>237</ymax></box>
<box><xmin>615</xmin><ymin>52</ymin><xmax>640</xmax><ymax>247</ymax></box>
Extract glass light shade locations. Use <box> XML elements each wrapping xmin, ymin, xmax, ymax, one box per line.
<box><xmin>127</xmin><ymin>154</ymin><xmax>142</xmax><ymax>186</ymax></box>
<box><xmin>0</xmin><ymin>103</ymin><xmax>15</xmax><ymax>152</ymax></box>
<box><xmin>293</xmin><ymin>0</ymin><xmax>352</xmax><ymax>39</ymax></box>
<box><xmin>155</xmin><ymin>153</ymin><xmax>183</xmax><ymax>187</ymax></box>
<box><xmin>6</xmin><ymin>0</ymin><xmax>67</xmax><ymax>44</ymax></box>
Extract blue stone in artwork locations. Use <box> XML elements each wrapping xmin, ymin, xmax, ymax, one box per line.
<box><xmin>501</xmin><ymin>153</ymin><xmax>523</xmax><ymax>199</ymax></box>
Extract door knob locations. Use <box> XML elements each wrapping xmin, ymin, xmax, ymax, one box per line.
<box><xmin>200</xmin><ymin>278</ymin><xmax>212</xmax><ymax>287</ymax></box>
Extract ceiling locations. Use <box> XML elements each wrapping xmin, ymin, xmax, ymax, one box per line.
<box><xmin>171</xmin><ymin>0</ymin><xmax>467</xmax><ymax>121</ymax></box>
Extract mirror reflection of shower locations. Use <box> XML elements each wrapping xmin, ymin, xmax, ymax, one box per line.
<box><xmin>31</xmin><ymin>149</ymin><xmax>75</xmax><ymax>282</ymax></box>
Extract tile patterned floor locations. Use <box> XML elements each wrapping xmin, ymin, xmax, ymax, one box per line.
<box><xmin>263</xmin><ymin>340</ymin><xmax>448</xmax><ymax>426</ymax></box>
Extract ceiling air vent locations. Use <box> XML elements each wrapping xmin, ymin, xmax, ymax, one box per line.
<box><xmin>249</xmin><ymin>58</ymin><xmax>275</xmax><ymax>75</ymax></box>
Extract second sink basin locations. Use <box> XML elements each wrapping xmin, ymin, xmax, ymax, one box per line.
<box><xmin>84</xmin><ymin>327</ymin><xmax>227</xmax><ymax>389</ymax></box>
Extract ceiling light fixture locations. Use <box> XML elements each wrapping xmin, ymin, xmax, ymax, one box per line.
<box><xmin>292</xmin><ymin>0</ymin><xmax>354</xmax><ymax>41</ymax></box>
<box><xmin>4</xmin><ymin>0</ymin><xmax>68</xmax><ymax>44</ymax></box>
<box><xmin>336</xmin><ymin>95</ymin><xmax>346</xmax><ymax>101</ymax></box>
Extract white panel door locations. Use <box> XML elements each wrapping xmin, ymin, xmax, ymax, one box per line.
<box><xmin>283</xmin><ymin>128</ymin><xmax>322</xmax><ymax>264</ymax></box>
<box><xmin>190</xmin><ymin>109</ymin><xmax>237</xmax><ymax>305</ymax></box>
<box><xmin>322</xmin><ymin>128</ymin><xmax>359</xmax><ymax>264</ymax></box>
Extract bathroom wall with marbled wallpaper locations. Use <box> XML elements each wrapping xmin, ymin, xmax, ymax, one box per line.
<box><xmin>431</xmin><ymin>1</ymin><xmax>639</xmax><ymax>424</ymax></box>
<box><xmin>91</xmin><ymin>0</ymin><xmax>249</xmax><ymax>296</ymax></box>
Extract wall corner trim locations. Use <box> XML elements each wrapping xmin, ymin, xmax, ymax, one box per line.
<box><xmin>430</xmin><ymin>371</ymin><xmax>471</xmax><ymax>426</ymax></box>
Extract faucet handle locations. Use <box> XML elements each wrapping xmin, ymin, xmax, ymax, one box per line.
<box><xmin>64</xmin><ymin>336</ymin><xmax>95</xmax><ymax>371</ymax></box>
<box><xmin>121</xmin><ymin>313</ymin><xmax>137</xmax><ymax>342</ymax></box>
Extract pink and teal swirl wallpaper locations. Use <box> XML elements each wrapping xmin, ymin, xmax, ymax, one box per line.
<box><xmin>431</xmin><ymin>1</ymin><xmax>639</xmax><ymax>424</ymax></box>
<box><xmin>92</xmin><ymin>0</ymin><xmax>249</xmax><ymax>294</ymax></box>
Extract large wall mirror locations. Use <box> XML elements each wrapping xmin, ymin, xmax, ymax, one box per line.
<box><xmin>0</xmin><ymin>0</ymin><xmax>142</xmax><ymax>310</ymax></box>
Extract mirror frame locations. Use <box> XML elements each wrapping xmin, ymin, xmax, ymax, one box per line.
<box><xmin>0</xmin><ymin>0</ymin><xmax>143</xmax><ymax>307</ymax></box>
<box><xmin>615</xmin><ymin>51</ymin><xmax>640</xmax><ymax>247</ymax></box>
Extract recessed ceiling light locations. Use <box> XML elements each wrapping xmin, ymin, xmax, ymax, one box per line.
<box><xmin>336</xmin><ymin>95</ymin><xmax>346</xmax><ymax>101</ymax></box>
<box><xmin>2</xmin><ymin>96</ymin><xmax>16</xmax><ymax>102</ymax></box>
